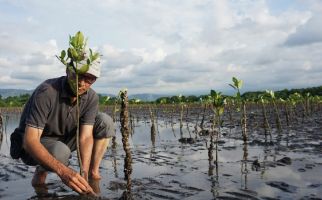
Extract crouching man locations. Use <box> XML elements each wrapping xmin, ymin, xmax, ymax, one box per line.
<box><xmin>10</xmin><ymin>58</ymin><xmax>115</xmax><ymax>195</ymax></box>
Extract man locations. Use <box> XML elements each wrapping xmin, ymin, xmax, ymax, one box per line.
<box><xmin>10</xmin><ymin>58</ymin><xmax>115</xmax><ymax>195</ymax></box>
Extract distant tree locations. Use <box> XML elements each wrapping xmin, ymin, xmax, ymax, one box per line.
<box><xmin>186</xmin><ymin>95</ymin><xmax>198</xmax><ymax>103</ymax></box>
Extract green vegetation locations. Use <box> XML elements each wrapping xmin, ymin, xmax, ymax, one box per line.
<box><xmin>0</xmin><ymin>94</ymin><xmax>31</xmax><ymax>107</ymax></box>
<box><xmin>0</xmin><ymin>85</ymin><xmax>322</xmax><ymax>107</ymax></box>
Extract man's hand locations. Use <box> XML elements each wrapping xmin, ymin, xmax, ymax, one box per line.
<box><xmin>23</xmin><ymin>126</ymin><xmax>96</xmax><ymax>195</ymax></box>
<box><xmin>58</xmin><ymin>166</ymin><xmax>96</xmax><ymax>195</ymax></box>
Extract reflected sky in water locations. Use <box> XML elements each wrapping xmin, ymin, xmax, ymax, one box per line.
<box><xmin>1</xmin><ymin>113</ymin><xmax>322</xmax><ymax>199</ymax></box>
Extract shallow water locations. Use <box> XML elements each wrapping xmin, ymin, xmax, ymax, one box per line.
<box><xmin>0</xmin><ymin>113</ymin><xmax>322</xmax><ymax>200</ymax></box>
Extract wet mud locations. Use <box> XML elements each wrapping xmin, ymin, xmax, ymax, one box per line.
<box><xmin>0</xmin><ymin>105</ymin><xmax>322</xmax><ymax>200</ymax></box>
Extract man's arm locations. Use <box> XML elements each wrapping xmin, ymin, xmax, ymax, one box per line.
<box><xmin>23</xmin><ymin>125</ymin><xmax>94</xmax><ymax>194</ymax></box>
<box><xmin>79</xmin><ymin>124</ymin><xmax>94</xmax><ymax>180</ymax></box>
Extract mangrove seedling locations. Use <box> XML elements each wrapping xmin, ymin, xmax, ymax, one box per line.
<box><xmin>177</xmin><ymin>94</ymin><xmax>186</xmax><ymax>129</ymax></box>
<box><xmin>229</xmin><ymin>77</ymin><xmax>247</xmax><ymax>142</ymax></box>
<box><xmin>119</xmin><ymin>89</ymin><xmax>133</xmax><ymax>195</ymax></box>
<box><xmin>56</xmin><ymin>31</ymin><xmax>100</xmax><ymax>176</ymax></box>
<box><xmin>210</xmin><ymin>90</ymin><xmax>226</xmax><ymax>133</ymax></box>
<box><xmin>258</xmin><ymin>94</ymin><xmax>272</xmax><ymax>141</ymax></box>
<box><xmin>266</xmin><ymin>90</ymin><xmax>282</xmax><ymax>133</ymax></box>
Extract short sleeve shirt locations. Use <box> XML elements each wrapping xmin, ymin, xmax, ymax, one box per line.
<box><xmin>17</xmin><ymin>76</ymin><xmax>99</xmax><ymax>139</ymax></box>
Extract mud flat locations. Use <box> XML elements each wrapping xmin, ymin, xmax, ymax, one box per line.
<box><xmin>0</xmin><ymin>111</ymin><xmax>322</xmax><ymax>200</ymax></box>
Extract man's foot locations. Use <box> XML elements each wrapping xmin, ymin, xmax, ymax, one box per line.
<box><xmin>89</xmin><ymin>179</ymin><xmax>101</xmax><ymax>194</ymax></box>
<box><xmin>89</xmin><ymin>170</ymin><xmax>101</xmax><ymax>180</ymax></box>
<box><xmin>32</xmin><ymin>166</ymin><xmax>48</xmax><ymax>186</ymax></box>
<box><xmin>33</xmin><ymin>184</ymin><xmax>48</xmax><ymax>196</ymax></box>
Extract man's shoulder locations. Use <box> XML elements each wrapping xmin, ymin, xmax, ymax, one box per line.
<box><xmin>87</xmin><ymin>88</ymin><xmax>98</xmax><ymax>96</ymax></box>
<box><xmin>34</xmin><ymin>76</ymin><xmax>65</xmax><ymax>96</ymax></box>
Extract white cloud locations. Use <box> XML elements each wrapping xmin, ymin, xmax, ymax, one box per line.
<box><xmin>284</xmin><ymin>14</ymin><xmax>322</xmax><ymax>46</ymax></box>
<box><xmin>0</xmin><ymin>0</ymin><xmax>322</xmax><ymax>94</ymax></box>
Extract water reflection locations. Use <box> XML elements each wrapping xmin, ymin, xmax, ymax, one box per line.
<box><xmin>150</xmin><ymin>122</ymin><xmax>156</xmax><ymax>160</ymax></box>
<box><xmin>1</xmin><ymin>108</ymin><xmax>322</xmax><ymax>199</ymax></box>
<box><xmin>0</xmin><ymin>113</ymin><xmax>22</xmax><ymax>155</ymax></box>
<box><xmin>241</xmin><ymin>141</ymin><xmax>249</xmax><ymax>190</ymax></box>
<box><xmin>111</xmin><ymin>136</ymin><xmax>119</xmax><ymax>178</ymax></box>
<box><xmin>0</xmin><ymin>115</ymin><xmax>3</xmax><ymax>149</ymax></box>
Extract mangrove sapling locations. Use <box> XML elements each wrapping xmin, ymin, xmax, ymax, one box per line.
<box><xmin>56</xmin><ymin>31</ymin><xmax>100</xmax><ymax>177</ymax></box>
<box><xmin>304</xmin><ymin>93</ymin><xmax>310</xmax><ymax>117</ymax></box>
<box><xmin>170</xmin><ymin>104</ymin><xmax>174</xmax><ymax>126</ymax></box>
<box><xmin>186</xmin><ymin>119</ymin><xmax>192</xmax><ymax>139</ymax></box>
<box><xmin>210</xmin><ymin>90</ymin><xmax>226</xmax><ymax>171</ymax></box>
<box><xmin>229</xmin><ymin>77</ymin><xmax>247</xmax><ymax>142</ymax></box>
<box><xmin>266</xmin><ymin>90</ymin><xmax>282</xmax><ymax>133</ymax></box>
<box><xmin>199</xmin><ymin>96</ymin><xmax>212</xmax><ymax>131</ymax></box>
<box><xmin>294</xmin><ymin>93</ymin><xmax>308</xmax><ymax>122</ymax></box>
<box><xmin>241</xmin><ymin>139</ymin><xmax>249</xmax><ymax>190</ymax></box>
<box><xmin>119</xmin><ymin>89</ymin><xmax>133</xmax><ymax>196</ymax></box>
<box><xmin>281</xmin><ymin>98</ymin><xmax>291</xmax><ymax>128</ymax></box>
<box><xmin>178</xmin><ymin>94</ymin><xmax>185</xmax><ymax>129</ymax></box>
<box><xmin>194</xmin><ymin>108</ymin><xmax>200</xmax><ymax>138</ymax></box>
<box><xmin>207</xmin><ymin>135</ymin><xmax>214</xmax><ymax>176</ymax></box>
<box><xmin>259</xmin><ymin>95</ymin><xmax>272</xmax><ymax>141</ymax></box>
<box><xmin>200</xmin><ymin>102</ymin><xmax>207</xmax><ymax>130</ymax></box>
<box><xmin>185</xmin><ymin>104</ymin><xmax>190</xmax><ymax>123</ymax></box>
<box><xmin>210</xmin><ymin>90</ymin><xmax>226</xmax><ymax>136</ymax></box>
<box><xmin>287</xmin><ymin>94</ymin><xmax>299</xmax><ymax>124</ymax></box>
<box><xmin>311</xmin><ymin>96</ymin><xmax>321</xmax><ymax>115</ymax></box>
<box><xmin>225</xmin><ymin>97</ymin><xmax>235</xmax><ymax>128</ymax></box>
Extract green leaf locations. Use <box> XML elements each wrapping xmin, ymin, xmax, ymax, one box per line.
<box><xmin>92</xmin><ymin>52</ymin><xmax>99</xmax><ymax>61</ymax></box>
<box><xmin>229</xmin><ymin>84</ymin><xmax>236</xmax><ymax>90</ymax></box>
<box><xmin>210</xmin><ymin>90</ymin><xmax>216</xmax><ymax>97</ymax></box>
<box><xmin>68</xmin><ymin>48</ymin><xmax>79</xmax><ymax>61</ymax></box>
<box><xmin>232</xmin><ymin>77</ymin><xmax>238</xmax><ymax>86</ymax></box>
<box><xmin>237</xmin><ymin>79</ymin><xmax>243</xmax><ymax>89</ymax></box>
<box><xmin>77</xmin><ymin>64</ymin><xmax>89</xmax><ymax>74</ymax></box>
<box><xmin>218</xmin><ymin>107</ymin><xmax>224</xmax><ymax>115</ymax></box>
<box><xmin>237</xmin><ymin>92</ymin><xmax>241</xmax><ymax>99</ymax></box>
<box><xmin>105</xmin><ymin>96</ymin><xmax>111</xmax><ymax>102</ymax></box>
<box><xmin>75</xmin><ymin>31</ymin><xmax>84</xmax><ymax>48</ymax></box>
<box><xmin>60</xmin><ymin>50</ymin><xmax>66</xmax><ymax>59</ymax></box>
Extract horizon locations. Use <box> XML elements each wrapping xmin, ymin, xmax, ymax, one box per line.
<box><xmin>1</xmin><ymin>84</ymin><xmax>321</xmax><ymax>99</ymax></box>
<box><xmin>1</xmin><ymin>0</ymin><xmax>322</xmax><ymax>94</ymax></box>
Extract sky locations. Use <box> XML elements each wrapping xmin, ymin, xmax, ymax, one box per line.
<box><xmin>0</xmin><ymin>0</ymin><xmax>322</xmax><ymax>96</ymax></box>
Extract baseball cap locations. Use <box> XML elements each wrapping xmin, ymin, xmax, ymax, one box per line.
<box><xmin>86</xmin><ymin>57</ymin><xmax>101</xmax><ymax>78</ymax></box>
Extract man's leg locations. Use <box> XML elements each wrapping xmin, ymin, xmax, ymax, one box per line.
<box><xmin>21</xmin><ymin>137</ymin><xmax>71</xmax><ymax>185</ymax></box>
<box><xmin>90</xmin><ymin>112</ymin><xmax>115</xmax><ymax>179</ymax></box>
<box><xmin>90</xmin><ymin>137</ymin><xmax>111</xmax><ymax>179</ymax></box>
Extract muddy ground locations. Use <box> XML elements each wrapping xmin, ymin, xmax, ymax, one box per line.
<box><xmin>0</xmin><ymin>108</ymin><xmax>322</xmax><ymax>200</ymax></box>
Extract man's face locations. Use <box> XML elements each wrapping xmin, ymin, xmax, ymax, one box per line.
<box><xmin>67</xmin><ymin>72</ymin><xmax>97</xmax><ymax>96</ymax></box>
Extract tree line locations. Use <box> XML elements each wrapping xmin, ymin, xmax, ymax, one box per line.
<box><xmin>0</xmin><ymin>85</ymin><xmax>321</xmax><ymax>107</ymax></box>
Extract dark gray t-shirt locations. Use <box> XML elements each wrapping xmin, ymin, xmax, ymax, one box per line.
<box><xmin>16</xmin><ymin>76</ymin><xmax>99</xmax><ymax>139</ymax></box>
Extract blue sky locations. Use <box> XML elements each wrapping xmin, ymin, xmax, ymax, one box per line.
<box><xmin>0</xmin><ymin>0</ymin><xmax>322</xmax><ymax>95</ymax></box>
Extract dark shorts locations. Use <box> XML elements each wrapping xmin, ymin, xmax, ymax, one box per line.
<box><xmin>11</xmin><ymin>112</ymin><xmax>115</xmax><ymax>166</ymax></box>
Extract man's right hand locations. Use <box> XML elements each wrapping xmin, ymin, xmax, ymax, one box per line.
<box><xmin>23</xmin><ymin>126</ymin><xmax>96</xmax><ymax>195</ymax></box>
<box><xmin>58</xmin><ymin>166</ymin><xmax>96</xmax><ymax>195</ymax></box>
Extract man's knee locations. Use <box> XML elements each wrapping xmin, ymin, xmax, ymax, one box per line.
<box><xmin>94</xmin><ymin>112</ymin><xmax>116</xmax><ymax>139</ymax></box>
<box><xmin>47</xmin><ymin>141</ymin><xmax>71</xmax><ymax>166</ymax></box>
<box><xmin>21</xmin><ymin>140</ymin><xmax>71</xmax><ymax>167</ymax></box>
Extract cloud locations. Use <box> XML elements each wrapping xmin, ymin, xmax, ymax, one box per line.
<box><xmin>284</xmin><ymin>14</ymin><xmax>322</xmax><ymax>46</ymax></box>
<box><xmin>100</xmin><ymin>45</ymin><xmax>143</xmax><ymax>70</ymax></box>
<box><xmin>0</xmin><ymin>0</ymin><xmax>322</xmax><ymax>95</ymax></box>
